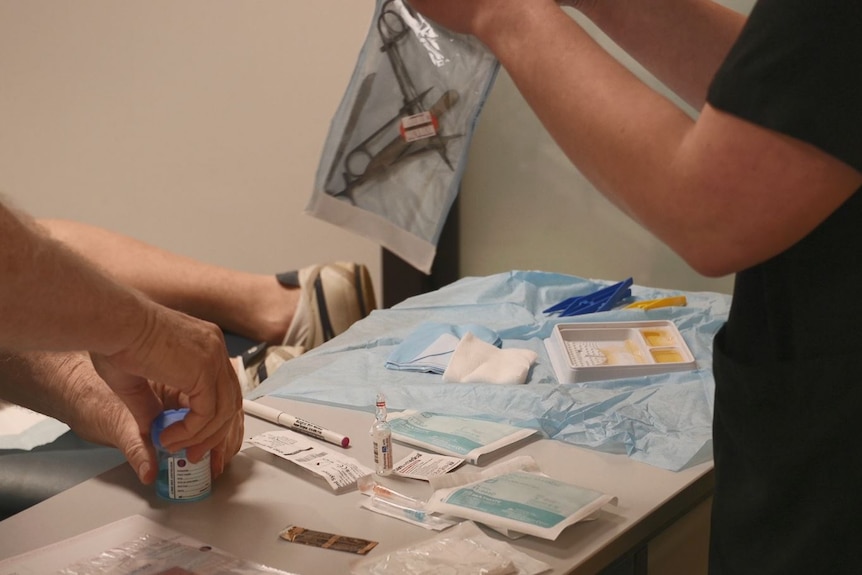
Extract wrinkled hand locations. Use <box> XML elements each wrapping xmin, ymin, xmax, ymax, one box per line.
<box><xmin>66</xmin><ymin>355</ymin><xmax>244</xmax><ymax>484</ymax></box>
<box><xmin>91</xmin><ymin>302</ymin><xmax>242</xmax><ymax>463</ymax></box>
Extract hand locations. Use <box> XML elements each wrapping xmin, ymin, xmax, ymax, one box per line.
<box><xmin>65</xmin><ymin>355</ymin><xmax>244</xmax><ymax>484</ymax></box>
<box><xmin>91</xmin><ymin>302</ymin><xmax>242</xmax><ymax>463</ymax></box>
<box><xmin>1</xmin><ymin>203</ymin><xmax>242</xmax><ymax>464</ymax></box>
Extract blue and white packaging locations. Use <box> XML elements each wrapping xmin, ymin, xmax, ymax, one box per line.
<box><xmin>426</xmin><ymin>455</ymin><xmax>617</xmax><ymax>541</ymax></box>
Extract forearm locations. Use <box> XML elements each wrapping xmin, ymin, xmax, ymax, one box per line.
<box><xmin>1</xmin><ymin>350</ymin><xmax>160</xmax><ymax>484</ymax></box>
<box><xmin>408</xmin><ymin>0</ymin><xmax>861</xmax><ymax>276</ymax></box>
<box><xmin>2</xmin><ymin>202</ymin><xmax>241</xmax><ymax>459</ymax></box>
<box><xmin>0</xmin><ymin>201</ymin><xmax>150</xmax><ymax>354</ymax></box>
<box><xmin>467</xmin><ymin>2</ymin><xmax>862</xmax><ymax>276</ymax></box>
<box><xmin>569</xmin><ymin>0</ymin><xmax>745</xmax><ymax>110</ymax></box>
<box><xmin>0</xmin><ymin>350</ymin><xmax>107</xmax><ymax>434</ymax></box>
<box><xmin>474</xmin><ymin>4</ymin><xmax>699</xmax><ymax>231</ymax></box>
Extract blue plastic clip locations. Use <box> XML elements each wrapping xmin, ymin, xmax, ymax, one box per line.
<box><xmin>543</xmin><ymin>277</ymin><xmax>634</xmax><ymax>317</ymax></box>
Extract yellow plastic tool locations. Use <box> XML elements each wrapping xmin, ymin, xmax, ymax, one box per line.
<box><xmin>623</xmin><ymin>295</ymin><xmax>687</xmax><ymax>310</ymax></box>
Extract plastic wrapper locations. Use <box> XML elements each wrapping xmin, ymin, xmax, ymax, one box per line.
<box><xmin>426</xmin><ymin>456</ymin><xmax>618</xmax><ymax>540</ymax></box>
<box><xmin>307</xmin><ymin>0</ymin><xmax>499</xmax><ymax>273</ymax></box>
<box><xmin>58</xmin><ymin>533</ymin><xmax>293</xmax><ymax>575</ymax></box>
<box><xmin>349</xmin><ymin>521</ymin><xmax>550</xmax><ymax>575</ymax></box>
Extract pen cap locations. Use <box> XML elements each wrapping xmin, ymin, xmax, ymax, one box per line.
<box><xmin>151</xmin><ymin>408</ymin><xmax>190</xmax><ymax>450</ymax></box>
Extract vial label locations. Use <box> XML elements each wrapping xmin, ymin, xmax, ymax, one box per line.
<box><xmin>164</xmin><ymin>451</ymin><xmax>211</xmax><ymax>500</ymax></box>
<box><xmin>373</xmin><ymin>435</ymin><xmax>393</xmax><ymax>476</ymax></box>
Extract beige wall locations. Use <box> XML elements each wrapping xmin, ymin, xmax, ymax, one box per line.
<box><xmin>0</xmin><ymin>1</ymin><xmax>382</xmax><ymax>297</ymax></box>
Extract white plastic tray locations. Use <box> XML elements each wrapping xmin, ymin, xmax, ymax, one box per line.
<box><xmin>544</xmin><ymin>320</ymin><xmax>696</xmax><ymax>384</ymax></box>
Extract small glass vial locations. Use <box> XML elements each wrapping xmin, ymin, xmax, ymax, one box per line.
<box><xmin>370</xmin><ymin>393</ymin><xmax>393</xmax><ymax>476</ymax></box>
<box><xmin>151</xmin><ymin>408</ymin><xmax>212</xmax><ymax>502</ymax></box>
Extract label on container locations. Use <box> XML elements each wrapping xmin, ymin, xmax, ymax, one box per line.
<box><xmin>372</xmin><ymin>433</ymin><xmax>393</xmax><ymax>475</ymax></box>
<box><xmin>167</xmin><ymin>452</ymin><xmax>211</xmax><ymax>500</ymax></box>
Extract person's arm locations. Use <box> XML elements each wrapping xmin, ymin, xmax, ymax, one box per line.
<box><xmin>562</xmin><ymin>0</ymin><xmax>744</xmax><ymax>111</ymax></box>
<box><xmin>0</xmin><ymin>200</ymin><xmax>241</xmax><ymax>460</ymax></box>
<box><xmin>0</xmin><ymin>201</ymin><xmax>150</xmax><ymax>353</ymax></box>
<box><xmin>408</xmin><ymin>0</ymin><xmax>862</xmax><ymax>276</ymax></box>
<box><xmin>0</xmin><ymin>350</ymin><xmax>243</xmax><ymax>483</ymax></box>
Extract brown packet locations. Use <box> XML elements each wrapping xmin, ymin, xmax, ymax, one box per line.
<box><xmin>279</xmin><ymin>525</ymin><xmax>378</xmax><ymax>555</ymax></box>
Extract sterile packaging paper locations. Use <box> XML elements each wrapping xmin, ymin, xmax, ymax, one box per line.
<box><xmin>350</xmin><ymin>521</ymin><xmax>550</xmax><ymax>575</ymax></box>
<box><xmin>307</xmin><ymin>0</ymin><xmax>498</xmax><ymax>273</ymax></box>
<box><xmin>426</xmin><ymin>456</ymin><xmax>617</xmax><ymax>540</ymax></box>
<box><xmin>250</xmin><ymin>430</ymin><xmax>373</xmax><ymax>492</ymax></box>
<box><xmin>394</xmin><ymin>450</ymin><xmax>464</xmax><ymax>479</ymax></box>
<box><xmin>0</xmin><ymin>515</ymin><xmax>296</xmax><ymax>575</ymax></box>
<box><xmin>387</xmin><ymin>410</ymin><xmax>538</xmax><ymax>464</ymax></box>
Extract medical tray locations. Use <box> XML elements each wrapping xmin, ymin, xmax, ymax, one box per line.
<box><xmin>544</xmin><ymin>320</ymin><xmax>696</xmax><ymax>384</ymax></box>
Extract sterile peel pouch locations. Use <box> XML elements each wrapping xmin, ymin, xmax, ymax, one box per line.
<box><xmin>306</xmin><ymin>0</ymin><xmax>499</xmax><ymax>273</ymax></box>
<box><xmin>349</xmin><ymin>521</ymin><xmax>551</xmax><ymax>575</ymax></box>
<box><xmin>57</xmin><ymin>532</ymin><xmax>295</xmax><ymax>575</ymax></box>
<box><xmin>387</xmin><ymin>410</ymin><xmax>538</xmax><ymax>465</ymax></box>
<box><xmin>426</xmin><ymin>456</ymin><xmax>618</xmax><ymax>540</ymax></box>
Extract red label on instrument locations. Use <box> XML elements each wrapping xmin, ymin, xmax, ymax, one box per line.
<box><xmin>399</xmin><ymin>111</ymin><xmax>439</xmax><ymax>142</ymax></box>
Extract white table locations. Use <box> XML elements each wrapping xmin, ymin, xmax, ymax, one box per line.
<box><xmin>0</xmin><ymin>396</ymin><xmax>713</xmax><ymax>574</ymax></box>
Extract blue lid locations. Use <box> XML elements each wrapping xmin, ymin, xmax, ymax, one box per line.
<box><xmin>151</xmin><ymin>408</ymin><xmax>190</xmax><ymax>449</ymax></box>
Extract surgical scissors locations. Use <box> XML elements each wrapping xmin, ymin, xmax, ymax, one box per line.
<box><xmin>326</xmin><ymin>0</ymin><xmax>460</xmax><ymax>204</ymax></box>
<box><xmin>378</xmin><ymin>1</ymin><xmax>421</xmax><ymax>112</ymax></box>
<box><xmin>332</xmin><ymin>90</ymin><xmax>460</xmax><ymax>203</ymax></box>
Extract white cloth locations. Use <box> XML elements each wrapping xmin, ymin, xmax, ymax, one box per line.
<box><xmin>442</xmin><ymin>332</ymin><xmax>538</xmax><ymax>385</ymax></box>
<box><xmin>0</xmin><ymin>401</ymin><xmax>69</xmax><ymax>451</ymax></box>
<box><xmin>385</xmin><ymin>322</ymin><xmax>502</xmax><ymax>375</ymax></box>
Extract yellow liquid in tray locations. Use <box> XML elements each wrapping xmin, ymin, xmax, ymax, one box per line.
<box><xmin>650</xmin><ymin>348</ymin><xmax>685</xmax><ymax>363</ymax></box>
<box><xmin>640</xmin><ymin>329</ymin><xmax>676</xmax><ymax>347</ymax></box>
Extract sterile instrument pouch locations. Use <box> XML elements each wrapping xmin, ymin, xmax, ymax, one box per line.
<box><xmin>426</xmin><ymin>456</ymin><xmax>618</xmax><ymax>541</ymax></box>
<box><xmin>305</xmin><ymin>0</ymin><xmax>499</xmax><ymax>273</ymax></box>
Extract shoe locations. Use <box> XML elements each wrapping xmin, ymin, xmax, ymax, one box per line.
<box><xmin>231</xmin><ymin>344</ymin><xmax>303</xmax><ymax>394</ymax></box>
<box><xmin>278</xmin><ymin>262</ymin><xmax>377</xmax><ymax>350</ymax></box>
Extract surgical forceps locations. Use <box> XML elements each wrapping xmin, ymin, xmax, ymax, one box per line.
<box><xmin>327</xmin><ymin>0</ymin><xmax>460</xmax><ymax>203</ymax></box>
<box><xmin>544</xmin><ymin>278</ymin><xmax>634</xmax><ymax>317</ymax></box>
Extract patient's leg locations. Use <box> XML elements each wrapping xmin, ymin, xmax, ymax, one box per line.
<box><xmin>37</xmin><ymin>218</ymin><xmax>298</xmax><ymax>345</ymax></box>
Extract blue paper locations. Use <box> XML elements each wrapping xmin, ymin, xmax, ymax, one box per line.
<box><xmin>251</xmin><ymin>271</ymin><xmax>730</xmax><ymax>471</ymax></box>
<box><xmin>385</xmin><ymin>322</ymin><xmax>501</xmax><ymax>374</ymax></box>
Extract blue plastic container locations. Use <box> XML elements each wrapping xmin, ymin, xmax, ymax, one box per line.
<box><xmin>151</xmin><ymin>408</ymin><xmax>211</xmax><ymax>502</ymax></box>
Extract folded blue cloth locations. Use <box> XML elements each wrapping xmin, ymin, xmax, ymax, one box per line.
<box><xmin>385</xmin><ymin>322</ymin><xmax>502</xmax><ymax>374</ymax></box>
